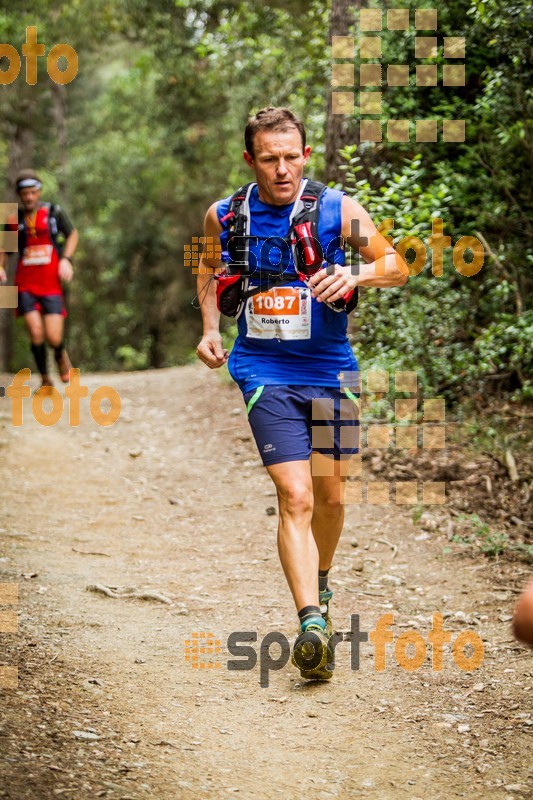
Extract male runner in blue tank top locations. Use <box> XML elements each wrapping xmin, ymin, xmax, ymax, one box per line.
<box><xmin>196</xmin><ymin>107</ymin><xmax>408</xmax><ymax>680</ymax></box>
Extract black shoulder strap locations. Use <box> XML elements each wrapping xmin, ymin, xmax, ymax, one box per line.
<box><xmin>291</xmin><ymin>180</ymin><xmax>359</xmax><ymax>314</ymax></box>
<box><xmin>226</xmin><ymin>182</ymin><xmax>254</xmax><ymax>235</ymax></box>
<box><xmin>224</xmin><ymin>182</ymin><xmax>256</xmax><ymax>273</ymax></box>
<box><xmin>302</xmin><ymin>179</ymin><xmax>326</xmax><ymax>197</ymax></box>
<box><xmin>47</xmin><ymin>202</ymin><xmax>58</xmax><ymax>240</ymax></box>
<box><xmin>17</xmin><ymin>206</ymin><xmax>25</xmax><ymax>256</ymax></box>
<box><xmin>289</xmin><ymin>179</ymin><xmax>326</xmax><ymax>274</ymax></box>
<box><xmin>291</xmin><ymin>180</ymin><xmax>326</xmax><ymax>226</ymax></box>
<box><xmin>44</xmin><ymin>202</ymin><xmax>62</xmax><ymax>253</ymax></box>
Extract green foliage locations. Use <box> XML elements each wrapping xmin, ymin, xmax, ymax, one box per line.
<box><xmin>411</xmin><ymin>505</ymin><xmax>425</xmax><ymax>525</ymax></box>
<box><xmin>452</xmin><ymin>513</ymin><xmax>507</xmax><ymax>556</ymax></box>
<box><xmin>466</xmin><ymin>313</ymin><xmax>533</xmax><ymax>400</ymax></box>
<box><xmin>1</xmin><ymin>0</ymin><xmax>330</xmax><ymax>372</ymax></box>
<box><xmin>342</xmin><ymin>152</ymin><xmax>473</xmax><ymax>398</ymax></box>
<box><xmin>0</xmin><ymin>0</ymin><xmax>530</xmax><ymax>407</ymax></box>
<box><xmin>341</xmin><ymin>152</ymin><xmax>454</xmax><ymax>243</ymax></box>
<box><xmin>115</xmin><ymin>344</ymin><xmax>149</xmax><ymax>371</ymax></box>
<box><xmin>221</xmin><ymin>322</ymin><xmax>238</xmax><ymax>353</ymax></box>
<box><xmin>338</xmin><ymin>0</ymin><xmax>532</xmax><ymax>404</ymax></box>
<box><xmin>452</xmin><ymin>514</ymin><xmax>533</xmax><ymax>561</ymax></box>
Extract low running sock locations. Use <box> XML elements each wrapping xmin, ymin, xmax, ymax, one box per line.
<box><xmin>53</xmin><ymin>342</ymin><xmax>65</xmax><ymax>361</ymax></box>
<box><xmin>298</xmin><ymin>605</ymin><xmax>326</xmax><ymax>632</ymax></box>
<box><xmin>31</xmin><ymin>343</ymin><xmax>48</xmax><ymax>376</ymax></box>
<box><xmin>320</xmin><ymin>588</ymin><xmax>333</xmax><ymax>605</ymax></box>
<box><xmin>318</xmin><ymin>569</ymin><xmax>330</xmax><ymax>593</ymax></box>
<box><xmin>319</xmin><ymin>569</ymin><xmax>333</xmax><ymax>608</ymax></box>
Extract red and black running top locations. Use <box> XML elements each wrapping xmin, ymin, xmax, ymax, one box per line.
<box><xmin>5</xmin><ymin>202</ymin><xmax>73</xmax><ymax>295</ymax></box>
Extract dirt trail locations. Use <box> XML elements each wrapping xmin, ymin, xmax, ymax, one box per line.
<box><xmin>0</xmin><ymin>365</ymin><xmax>531</xmax><ymax>800</ymax></box>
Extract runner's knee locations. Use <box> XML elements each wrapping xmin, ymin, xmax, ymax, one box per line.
<box><xmin>315</xmin><ymin>492</ymin><xmax>343</xmax><ymax>514</ymax></box>
<box><xmin>27</xmin><ymin>324</ymin><xmax>44</xmax><ymax>344</ymax></box>
<box><xmin>29</xmin><ymin>333</ymin><xmax>45</xmax><ymax>345</ymax></box>
<box><xmin>46</xmin><ymin>333</ymin><xmax>62</xmax><ymax>348</ymax></box>
<box><xmin>24</xmin><ymin>315</ymin><xmax>43</xmax><ymax>343</ymax></box>
<box><xmin>312</xmin><ymin>476</ymin><xmax>345</xmax><ymax>512</ymax></box>
<box><xmin>276</xmin><ymin>483</ymin><xmax>314</xmax><ymax>517</ymax></box>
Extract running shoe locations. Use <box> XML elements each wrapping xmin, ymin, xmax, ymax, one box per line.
<box><xmin>36</xmin><ymin>375</ymin><xmax>54</xmax><ymax>395</ymax></box>
<box><xmin>292</xmin><ymin>624</ymin><xmax>334</xmax><ymax>681</ymax></box>
<box><xmin>55</xmin><ymin>349</ymin><xmax>72</xmax><ymax>383</ymax></box>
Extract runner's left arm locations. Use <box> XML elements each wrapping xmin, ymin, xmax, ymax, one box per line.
<box><xmin>308</xmin><ymin>195</ymin><xmax>409</xmax><ymax>305</ymax></box>
<box><xmin>56</xmin><ymin>207</ymin><xmax>78</xmax><ymax>283</ymax></box>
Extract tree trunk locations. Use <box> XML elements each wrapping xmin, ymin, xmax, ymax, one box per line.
<box><xmin>50</xmin><ymin>82</ymin><xmax>68</xmax><ymax>197</ymax></box>
<box><xmin>324</xmin><ymin>0</ymin><xmax>365</xmax><ymax>184</ymax></box>
<box><xmin>149</xmin><ymin>322</ymin><xmax>163</xmax><ymax>369</ymax></box>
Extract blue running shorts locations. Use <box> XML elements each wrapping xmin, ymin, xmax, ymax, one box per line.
<box><xmin>17</xmin><ymin>291</ymin><xmax>66</xmax><ymax>317</ymax></box>
<box><xmin>242</xmin><ymin>385</ymin><xmax>360</xmax><ymax>467</ymax></box>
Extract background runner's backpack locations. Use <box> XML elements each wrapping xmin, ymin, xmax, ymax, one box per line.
<box><xmin>16</xmin><ymin>203</ymin><xmax>66</xmax><ymax>258</ymax></box>
<box><xmin>215</xmin><ymin>179</ymin><xmax>358</xmax><ymax>317</ymax></box>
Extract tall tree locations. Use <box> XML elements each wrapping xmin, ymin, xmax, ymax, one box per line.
<box><xmin>324</xmin><ymin>0</ymin><xmax>360</xmax><ymax>184</ymax></box>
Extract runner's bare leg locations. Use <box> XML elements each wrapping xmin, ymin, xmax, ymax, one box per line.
<box><xmin>43</xmin><ymin>313</ymin><xmax>64</xmax><ymax>348</ymax></box>
<box><xmin>310</xmin><ymin>455</ymin><xmax>346</xmax><ymax>571</ymax></box>
<box><xmin>23</xmin><ymin>310</ymin><xmax>44</xmax><ymax>344</ymax></box>
<box><xmin>266</xmin><ymin>460</ymin><xmax>319</xmax><ymax>611</ymax></box>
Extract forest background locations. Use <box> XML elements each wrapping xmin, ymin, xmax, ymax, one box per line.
<box><xmin>0</xmin><ymin>0</ymin><xmax>531</xmax><ymax>409</ymax></box>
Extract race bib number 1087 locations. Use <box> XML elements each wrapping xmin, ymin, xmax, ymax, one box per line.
<box><xmin>245</xmin><ymin>286</ymin><xmax>311</xmax><ymax>340</ymax></box>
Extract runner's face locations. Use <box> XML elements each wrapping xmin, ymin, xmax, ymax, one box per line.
<box><xmin>244</xmin><ymin>129</ymin><xmax>311</xmax><ymax>206</ymax></box>
<box><xmin>19</xmin><ymin>187</ymin><xmax>40</xmax><ymax>212</ymax></box>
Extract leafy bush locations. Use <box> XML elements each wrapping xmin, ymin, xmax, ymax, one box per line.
<box><xmin>339</xmin><ymin>149</ymin><xmax>531</xmax><ymax>404</ymax></box>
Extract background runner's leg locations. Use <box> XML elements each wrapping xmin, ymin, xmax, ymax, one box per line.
<box><xmin>44</xmin><ymin>314</ymin><xmax>72</xmax><ymax>383</ymax></box>
<box><xmin>24</xmin><ymin>311</ymin><xmax>48</xmax><ymax>376</ymax></box>
<box><xmin>24</xmin><ymin>309</ymin><xmax>45</xmax><ymax>345</ymax></box>
<box><xmin>43</xmin><ymin>313</ymin><xmax>65</xmax><ymax>350</ymax></box>
<box><xmin>266</xmin><ymin>459</ymin><xmax>319</xmax><ymax>612</ymax></box>
<box><xmin>44</xmin><ymin>313</ymin><xmax>72</xmax><ymax>382</ymax></box>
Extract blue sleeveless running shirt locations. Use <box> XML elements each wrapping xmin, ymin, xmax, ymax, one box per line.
<box><xmin>216</xmin><ymin>182</ymin><xmax>359</xmax><ymax>394</ymax></box>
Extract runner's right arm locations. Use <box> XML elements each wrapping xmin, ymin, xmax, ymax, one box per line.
<box><xmin>55</xmin><ymin>206</ymin><xmax>78</xmax><ymax>283</ymax></box>
<box><xmin>195</xmin><ymin>202</ymin><xmax>229</xmax><ymax>369</ymax></box>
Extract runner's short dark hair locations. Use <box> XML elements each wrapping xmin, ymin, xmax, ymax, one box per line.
<box><xmin>244</xmin><ymin>107</ymin><xmax>306</xmax><ymax>157</ymax></box>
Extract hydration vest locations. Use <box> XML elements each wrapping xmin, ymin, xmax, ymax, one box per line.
<box><xmin>16</xmin><ymin>202</ymin><xmax>65</xmax><ymax>259</ymax></box>
<box><xmin>215</xmin><ymin>179</ymin><xmax>358</xmax><ymax>318</ymax></box>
